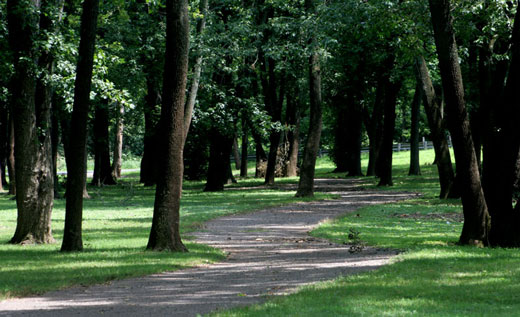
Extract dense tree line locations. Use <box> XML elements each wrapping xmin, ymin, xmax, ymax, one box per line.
<box><xmin>1</xmin><ymin>0</ymin><xmax>519</xmax><ymax>250</ymax></box>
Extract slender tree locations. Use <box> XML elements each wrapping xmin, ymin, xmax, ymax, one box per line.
<box><xmin>408</xmin><ymin>82</ymin><xmax>422</xmax><ymax>176</ymax></box>
<box><xmin>147</xmin><ymin>0</ymin><xmax>189</xmax><ymax>252</ymax></box>
<box><xmin>415</xmin><ymin>56</ymin><xmax>456</xmax><ymax>198</ymax></box>
<box><xmin>111</xmin><ymin>102</ymin><xmax>124</xmax><ymax>179</ymax></box>
<box><xmin>428</xmin><ymin>0</ymin><xmax>490</xmax><ymax>245</ymax></box>
<box><xmin>61</xmin><ymin>0</ymin><xmax>100</xmax><ymax>252</ymax></box>
<box><xmin>296</xmin><ymin>0</ymin><xmax>323</xmax><ymax>197</ymax></box>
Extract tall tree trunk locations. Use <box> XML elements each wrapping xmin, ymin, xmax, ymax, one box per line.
<box><xmin>365</xmin><ymin>78</ymin><xmax>385</xmax><ymax>177</ymax></box>
<box><xmin>240</xmin><ymin>117</ymin><xmax>248</xmax><ymax>177</ymax></box>
<box><xmin>345</xmin><ymin>96</ymin><xmax>364</xmax><ymax>177</ymax></box>
<box><xmin>429</xmin><ymin>0</ymin><xmax>490</xmax><ymax>245</ymax></box>
<box><xmin>7</xmin><ymin>114</ymin><xmax>15</xmax><ymax>196</ymax></box>
<box><xmin>250</xmin><ymin>122</ymin><xmax>267</xmax><ymax>178</ymax></box>
<box><xmin>0</xmin><ymin>101</ymin><xmax>8</xmax><ymax>189</ymax></box>
<box><xmin>264</xmin><ymin>63</ymin><xmax>284</xmax><ymax>185</ymax></box>
<box><xmin>296</xmin><ymin>0</ymin><xmax>322</xmax><ymax>197</ymax></box>
<box><xmin>482</xmin><ymin>3</ymin><xmax>520</xmax><ymax>247</ymax></box>
<box><xmin>378</xmin><ymin>69</ymin><xmax>401</xmax><ymax>187</ymax></box>
<box><xmin>7</xmin><ymin>0</ymin><xmax>57</xmax><ymax>245</ymax></box>
<box><xmin>140</xmin><ymin>74</ymin><xmax>161</xmax><ymax>186</ymax></box>
<box><xmin>204</xmin><ymin>129</ymin><xmax>233</xmax><ymax>192</ymax></box>
<box><xmin>51</xmin><ymin>94</ymin><xmax>60</xmax><ymax>198</ymax></box>
<box><xmin>409</xmin><ymin>82</ymin><xmax>422</xmax><ymax>176</ymax></box>
<box><xmin>232</xmin><ymin>137</ymin><xmax>241</xmax><ymax>170</ymax></box>
<box><xmin>111</xmin><ymin>102</ymin><xmax>124</xmax><ymax>179</ymax></box>
<box><xmin>415</xmin><ymin>56</ymin><xmax>456</xmax><ymax>198</ymax></box>
<box><xmin>183</xmin><ymin>0</ymin><xmax>208</xmax><ymax>143</ymax></box>
<box><xmin>91</xmin><ymin>101</ymin><xmax>116</xmax><ymax>186</ymax></box>
<box><xmin>147</xmin><ymin>0</ymin><xmax>189</xmax><ymax>252</ymax></box>
<box><xmin>61</xmin><ymin>0</ymin><xmax>99</xmax><ymax>252</ymax></box>
<box><xmin>285</xmin><ymin>85</ymin><xmax>300</xmax><ymax>177</ymax></box>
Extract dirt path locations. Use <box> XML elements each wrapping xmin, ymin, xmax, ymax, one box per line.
<box><xmin>0</xmin><ymin>179</ymin><xmax>415</xmax><ymax>316</ymax></box>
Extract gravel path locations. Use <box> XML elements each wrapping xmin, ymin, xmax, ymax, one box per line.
<box><xmin>0</xmin><ymin>179</ymin><xmax>415</xmax><ymax>316</ymax></box>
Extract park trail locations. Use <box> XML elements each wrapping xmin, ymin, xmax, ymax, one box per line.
<box><xmin>0</xmin><ymin>178</ymin><xmax>415</xmax><ymax>317</ymax></box>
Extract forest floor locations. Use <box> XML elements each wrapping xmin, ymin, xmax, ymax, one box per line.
<box><xmin>0</xmin><ymin>178</ymin><xmax>414</xmax><ymax>316</ymax></box>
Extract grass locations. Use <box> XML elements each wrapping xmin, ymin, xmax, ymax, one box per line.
<box><xmin>0</xmin><ymin>163</ymin><xmax>331</xmax><ymax>300</ymax></box>
<box><xmin>215</xmin><ymin>149</ymin><xmax>520</xmax><ymax>316</ymax></box>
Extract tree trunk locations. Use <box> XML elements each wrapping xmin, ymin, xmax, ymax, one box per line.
<box><xmin>232</xmin><ymin>137</ymin><xmax>241</xmax><ymax>171</ymax></box>
<box><xmin>7</xmin><ymin>113</ymin><xmax>15</xmax><ymax>195</ymax></box>
<box><xmin>240</xmin><ymin>117</ymin><xmax>248</xmax><ymax>177</ymax></box>
<box><xmin>365</xmin><ymin>78</ymin><xmax>385</xmax><ymax>177</ymax></box>
<box><xmin>409</xmin><ymin>82</ymin><xmax>422</xmax><ymax>176</ymax></box>
<box><xmin>111</xmin><ymin>102</ymin><xmax>124</xmax><ymax>179</ymax></box>
<box><xmin>7</xmin><ymin>0</ymin><xmax>57</xmax><ymax>245</ymax></box>
<box><xmin>415</xmin><ymin>56</ymin><xmax>456</xmax><ymax>198</ymax></box>
<box><xmin>140</xmin><ymin>74</ymin><xmax>161</xmax><ymax>186</ymax></box>
<box><xmin>204</xmin><ymin>129</ymin><xmax>233</xmax><ymax>192</ymax></box>
<box><xmin>183</xmin><ymin>0</ymin><xmax>208</xmax><ymax>143</ymax></box>
<box><xmin>429</xmin><ymin>0</ymin><xmax>491</xmax><ymax>245</ymax></box>
<box><xmin>51</xmin><ymin>95</ymin><xmax>60</xmax><ymax>198</ymax></box>
<box><xmin>0</xmin><ymin>101</ymin><xmax>8</xmax><ymax>189</ymax></box>
<box><xmin>285</xmin><ymin>85</ymin><xmax>300</xmax><ymax>177</ymax></box>
<box><xmin>296</xmin><ymin>0</ymin><xmax>322</xmax><ymax>197</ymax></box>
<box><xmin>147</xmin><ymin>0</ymin><xmax>189</xmax><ymax>252</ymax></box>
<box><xmin>92</xmin><ymin>101</ymin><xmax>116</xmax><ymax>186</ymax></box>
<box><xmin>250</xmin><ymin>122</ymin><xmax>267</xmax><ymax>178</ymax></box>
<box><xmin>264</xmin><ymin>62</ymin><xmax>284</xmax><ymax>186</ymax></box>
<box><xmin>61</xmin><ymin>0</ymin><xmax>99</xmax><ymax>252</ymax></box>
<box><xmin>481</xmin><ymin>3</ymin><xmax>520</xmax><ymax>247</ymax></box>
<box><xmin>378</xmin><ymin>69</ymin><xmax>401</xmax><ymax>187</ymax></box>
<box><xmin>345</xmin><ymin>96</ymin><xmax>364</xmax><ymax>177</ymax></box>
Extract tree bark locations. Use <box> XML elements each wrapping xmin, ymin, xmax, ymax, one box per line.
<box><xmin>429</xmin><ymin>0</ymin><xmax>490</xmax><ymax>245</ymax></box>
<box><xmin>204</xmin><ymin>129</ymin><xmax>233</xmax><ymax>192</ymax></box>
<box><xmin>345</xmin><ymin>95</ymin><xmax>364</xmax><ymax>177</ymax></box>
<box><xmin>408</xmin><ymin>82</ymin><xmax>422</xmax><ymax>176</ymax></box>
<box><xmin>415</xmin><ymin>56</ymin><xmax>456</xmax><ymax>198</ymax></box>
<box><xmin>51</xmin><ymin>94</ymin><xmax>60</xmax><ymax>198</ymax></box>
<box><xmin>365</xmin><ymin>78</ymin><xmax>385</xmax><ymax>177</ymax></box>
<box><xmin>61</xmin><ymin>0</ymin><xmax>99</xmax><ymax>252</ymax></box>
<box><xmin>240</xmin><ymin>116</ymin><xmax>248</xmax><ymax>177</ymax></box>
<box><xmin>183</xmin><ymin>0</ymin><xmax>208</xmax><ymax>143</ymax></box>
<box><xmin>377</xmin><ymin>69</ymin><xmax>401</xmax><ymax>187</ymax></box>
<box><xmin>232</xmin><ymin>137</ymin><xmax>241</xmax><ymax>171</ymax></box>
<box><xmin>296</xmin><ymin>0</ymin><xmax>322</xmax><ymax>197</ymax></box>
<box><xmin>92</xmin><ymin>101</ymin><xmax>116</xmax><ymax>186</ymax></box>
<box><xmin>7</xmin><ymin>0</ymin><xmax>57</xmax><ymax>245</ymax></box>
<box><xmin>481</xmin><ymin>3</ymin><xmax>520</xmax><ymax>247</ymax></box>
<box><xmin>250</xmin><ymin>122</ymin><xmax>267</xmax><ymax>178</ymax></box>
<box><xmin>7</xmin><ymin>114</ymin><xmax>15</xmax><ymax>195</ymax></box>
<box><xmin>140</xmin><ymin>74</ymin><xmax>161</xmax><ymax>186</ymax></box>
<box><xmin>111</xmin><ymin>102</ymin><xmax>124</xmax><ymax>179</ymax></box>
<box><xmin>285</xmin><ymin>85</ymin><xmax>300</xmax><ymax>177</ymax></box>
<box><xmin>264</xmin><ymin>62</ymin><xmax>284</xmax><ymax>185</ymax></box>
<box><xmin>147</xmin><ymin>0</ymin><xmax>189</xmax><ymax>252</ymax></box>
<box><xmin>0</xmin><ymin>101</ymin><xmax>8</xmax><ymax>189</ymax></box>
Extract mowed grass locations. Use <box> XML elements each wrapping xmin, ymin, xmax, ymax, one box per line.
<box><xmin>215</xmin><ymin>149</ymin><xmax>520</xmax><ymax>316</ymax></box>
<box><xmin>0</xmin><ymin>166</ymin><xmax>331</xmax><ymax>300</ymax></box>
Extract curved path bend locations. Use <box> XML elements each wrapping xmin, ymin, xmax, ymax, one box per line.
<box><xmin>0</xmin><ymin>179</ymin><xmax>415</xmax><ymax>316</ymax></box>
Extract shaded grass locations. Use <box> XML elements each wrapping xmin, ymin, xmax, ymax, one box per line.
<box><xmin>215</xmin><ymin>149</ymin><xmax>520</xmax><ymax>316</ymax></box>
<box><xmin>0</xmin><ymin>171</ymin><xmax>331</xmax><ymax>300</ymax></box>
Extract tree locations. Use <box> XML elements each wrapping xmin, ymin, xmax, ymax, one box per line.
<box><xmin>415</xmin><ymin>56</ymin><xmax>456</xmax><ymax>198</ymax></box>
<box><xmin>296</xmin><ymin>0</ymin><xmax>323</xmax><ymax>197</ymax></box>
<box><xmin>61</xmin><ymin>0</ymin><xmax>100</xmax><ymax>252</ymax></box>
<box><xmin>7</xmin><ymin>0</ymin><xmax>62</xmax><ymax>245</ymax></box>
<box><xmin>408</xmin><ymin>81</ymin><xmax>422</xmax><ymax>176</ymax></box>
<box><xmin>428</xmin><ymin>0</ymin><xmax>490</xmax><ymax>245</ymax></box>
<box><xmin>147</xmin><ymin>0</ymin><xmax>189</xmax><ymax>252</ymax></box>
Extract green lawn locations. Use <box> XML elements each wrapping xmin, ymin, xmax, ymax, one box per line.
<box><xmin>215</xmin><ymin>149</ymin><xmax>520</xmax><ymax>316</ymax></box>
<box><xmin>0</xmin><ymin>166</ymin><xmax>330</xmax><ymax>300</ymax></box>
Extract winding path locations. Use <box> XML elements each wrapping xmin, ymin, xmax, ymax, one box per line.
<box><xmin>0</xmin><ymin>179</ymin><xmax>414</xmax><ymax>316</ymax></box>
